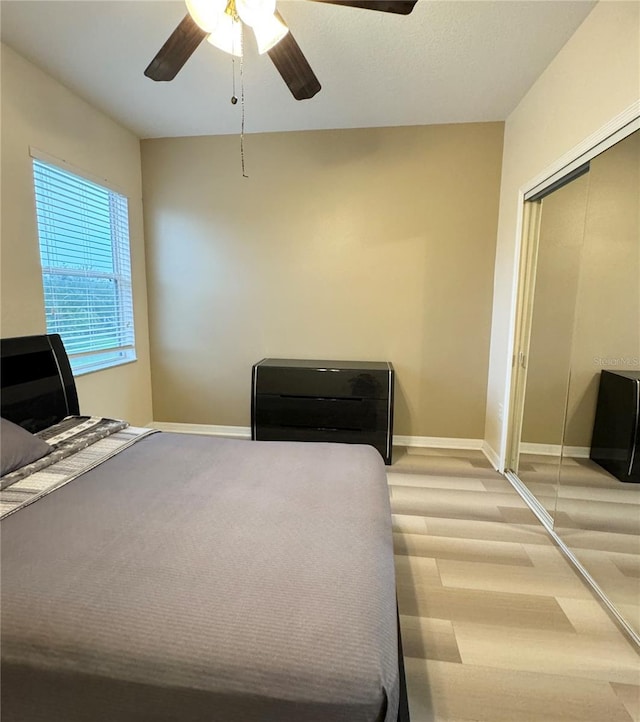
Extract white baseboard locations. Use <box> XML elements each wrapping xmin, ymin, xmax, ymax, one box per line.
<box><xmin>520</xmin><ymin>442</ymin><xmax>590</xmax><ymax>459</ymax></box>
<box><xmin>481</xmin><ymin>441</ymin><xmax>501</xmax><ymax>471</ymax></box>
<box><xmin>393</xmin><ymin>435</ymin><xmax>483</xmax><ymax>450</ymax></box>
<box><xmin>564</xmin><ymin>446</ymin><xmax>591</xmax><ymax>459</ymax></box>
<box><xmin>150</xmin><ymin>423</ymin><xmax>486</xmax><ymax>455</ymax></box>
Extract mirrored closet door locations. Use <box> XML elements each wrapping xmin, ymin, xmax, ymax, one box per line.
<box><xmin>517</xmin><ymin>171</ymin><xmax>590</xmax><ymax>520</ymax></box>
<box><xmin>507</xmin><ymin>129</ymin><xmax>640</xmax><ymax>640</ymax></box>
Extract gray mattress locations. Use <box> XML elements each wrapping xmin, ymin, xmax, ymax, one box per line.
<box><xmin>1</xmin><ymin>433</ymin><xmax>398</xmax><ymax>721</ymax></box>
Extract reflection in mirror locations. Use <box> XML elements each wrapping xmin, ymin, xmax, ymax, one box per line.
<box><xmin>554</xmin><ymin>130</ymin><xmax>640</xmax><ymax>636</ymax></box>
<box><xmin>510</xmin><ymin>129</ymin><xmax>640</xmax><ymax>643</ymax></box>
<box><xmin>517</xmin><ymin>172</ymin><xmax>590</xmax><ymax>519</ymax></box>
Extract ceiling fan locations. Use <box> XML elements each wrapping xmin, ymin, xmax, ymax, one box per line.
<box><xmin>145</xmin><ymin>0</ymin><xmax>418</xmax><ymax>100</ymax></box>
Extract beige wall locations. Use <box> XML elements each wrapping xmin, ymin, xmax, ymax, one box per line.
<box><xmin>485</xmin><ymin>1</ymin><xmax>640</xmax><ymax>463</ymax></box>
<box><xmin>0</xmin><ymin>44</ymin><xmax>153</xmax><ymax>425</ymax></box>
<box><xmin>141</xmin><ymin>122</ymin><xmax>504</xmax><ymax>437</ymax></box>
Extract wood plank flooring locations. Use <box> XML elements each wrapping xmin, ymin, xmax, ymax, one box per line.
<box><xmin>389</xmin><ymin>447</ymin><xmax>640</xmax><ymax>722</ymax></box>
<box><xmin>519</xmin><ymin>453</ymin><xmax>640</xmax><ymax>631</ymax></box>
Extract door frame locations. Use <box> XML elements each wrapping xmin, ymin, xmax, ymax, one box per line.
<box><xmin>503</xmin><ymin>199</ymin><xmax>542</xmax><ymax>475</ymax></box>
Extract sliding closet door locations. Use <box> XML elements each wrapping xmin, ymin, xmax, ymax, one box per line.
<box><xmin>554</xmin><ymin>131</ymin><xmax>640</xmax><ymax>635</ymax></box>
<box><xmin>516</xmin><ymin>174</ymin><xmax>590</xmax><ymax>519</ymax></box>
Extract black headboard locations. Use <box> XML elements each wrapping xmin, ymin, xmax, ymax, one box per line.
<box><xmin>1</xmin><ymin>334</ymin><xmax>79</xmax><ymax>432</ymax></box>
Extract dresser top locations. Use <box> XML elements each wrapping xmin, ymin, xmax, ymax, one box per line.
<box><xmin>602</xmin><ymin>369</ymin><xmax>640</xmax><ymax>381</ymax></box>
<box><xmin>254</xmin><ymin>358</ymin><xmax>393</xmax><ymax>372</ymax></box>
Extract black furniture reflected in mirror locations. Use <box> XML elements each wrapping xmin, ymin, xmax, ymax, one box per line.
<box><xmin>590</xmin><ymin>370</ymin><xmax>640</xmax><ymax>483</ymax></box>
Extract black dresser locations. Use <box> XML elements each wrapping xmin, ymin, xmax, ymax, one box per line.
<box><xmin>251</xmin><ymin>359</ymin><xmax>394</xmax><ymax>464</ymax></box>
<box><xmin>590</xmin><ymin>370</ymin><xmax>640</xmax><ymax>483</ymax></box>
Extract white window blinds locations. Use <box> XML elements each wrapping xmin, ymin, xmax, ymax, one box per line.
<box><xmin>32</xmin><ymin>158</ymin><xmax>136</xmax><ymax>375</ymax></box>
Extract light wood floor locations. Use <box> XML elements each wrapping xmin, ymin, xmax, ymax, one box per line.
<box><xmin>519</xmin><ymin>453</ymin><xmax>640</xmax><ymax>631</ymax></box>
<box><xmin>389</xmin><ymin>447</ymin><xmax>640</xmax><ymax>722</ymax></box>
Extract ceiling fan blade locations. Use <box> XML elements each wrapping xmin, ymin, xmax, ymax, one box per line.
<box><xmin>308</xmin><ymin>0</ymin><xmax>418</xmax><ymax>14</ymax></box>
<box><xmin>144</xmin><ymin>14</ymin><xmax>208</xmax><ymax>81</ymax></box>
<box><xmin>268</xmin><ymin>15</ymin><xmax>321</xmax><ymax>101</ymax></box>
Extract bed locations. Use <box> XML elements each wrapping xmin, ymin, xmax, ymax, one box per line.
<box><xmin>1</xmin><ymin>334</ymin><xmax>410</xmax><ymax>722</ymax></box>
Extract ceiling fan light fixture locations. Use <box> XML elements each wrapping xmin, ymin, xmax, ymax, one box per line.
<box><xmin>235</xmin><ymin>0</ymin><xmax>275</xmax><ymax>27</ymax></box>
<box><xmin>206</xmin><ymin>12</ymin><xmax>244</xmax><ymax>57</ymax></box>
<box><xmin>185</xmin><ymin>0</ymin><xmax>228</xmax><ymax>33</ymax></box>
<box><xmin>251</xmin><ymin>13</ymin><xmax>289</xmax><ymax>54</ymax></box>
<box><xmin>235</xmin><ymin>0</ymin><xmax>287</xmax><ymax>53</ymax></box>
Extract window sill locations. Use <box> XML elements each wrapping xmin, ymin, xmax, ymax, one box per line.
<box><xmin>72</xmin><ymin>356</ymin><xmax>137</xmax><ymax>377</ymax></box>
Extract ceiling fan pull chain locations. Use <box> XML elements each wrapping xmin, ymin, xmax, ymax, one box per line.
<box><xmin>231</xmin><ymin>54</ymin><xmax>238</xmax><ymax>105</ymax></box>
<box><xmin>240</xmin><ymin>28</ymin><xmax>248</xmax><ymax>179</ymax></box>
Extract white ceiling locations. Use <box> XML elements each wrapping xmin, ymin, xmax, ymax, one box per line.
<box><xmin>0</xmin><ymin>0</ymin><xmax>596</xmax><ymax>139</ymax></box>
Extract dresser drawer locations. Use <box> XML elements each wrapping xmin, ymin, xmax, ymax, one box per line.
<box><xmin>255</xmin><ymin>425</ymin><xmax>390</xmax><ymax>454</ymax></box>
<box><xmin>254</xmin><ymin>395</ymin><xmax>390</xmax><ymax>432</ymax></box>
<box><xmin>254</xmin><ymin>364</ymin><xmax>390</xmax><ymax>400</ymax></box>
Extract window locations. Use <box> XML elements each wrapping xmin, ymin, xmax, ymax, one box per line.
<box><xmin>32</xmin><ymin>157</ymin><xmax>136</xmax><ymax>375</ymax></box>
